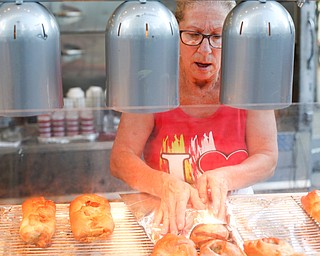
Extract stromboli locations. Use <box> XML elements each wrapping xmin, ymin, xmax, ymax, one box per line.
<box><xmin>301</xmin><ymin>190</ymin><xmax>320</xmax><ymax>223</ymax></box>
<box><xmin>199</xmin><ymin>239</ymin><xmax>246</xmax><ymax>256</ymax></box>
<box><xmin>189</xmin><ymin>223</ymin><xmax>229</xmax><ymax>248</ymax></box>
<box><xmin>69</xmin><ymin>194</ymin><xmax>115</xmax><ymax>242</ymax></box>
<box><xmin>243</xmin><ymin>237</ymin><xmax>305</xmax><ymax>256</ymax></box>
<box><xmin>151</xmin><ymin>233</ymin><xmax>197</xmax><ymax>256</ymax></box>
<box><xmin>19</xmin><ymin>196</ymin><xmax>56</xmax><ymax>248</ymax></box>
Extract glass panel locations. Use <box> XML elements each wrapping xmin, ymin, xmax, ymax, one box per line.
<box><xmin>0</xmin><ymin>103</ymin><xmax>317</xmax><ymax>202</ymax></box>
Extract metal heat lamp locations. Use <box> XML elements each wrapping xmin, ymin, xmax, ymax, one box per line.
<box><xmin>105</xmin><ymin>0</ymin><xmax>179</xmax><ymax>113</ymax></box>
<box><xmin>220</xmin><ymin>0</ymin><xmax>296</xmax><ymax>110</ymax></box>
<box><xmin>0</xmin><ymin>0</ymin><xmax>63</xmax><ymax>117</ymax></box>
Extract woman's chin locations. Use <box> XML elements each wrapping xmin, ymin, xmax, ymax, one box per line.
<box><xmin>192</xmin><ymin>72</ymin><xmax>217</xmax><ymax>83</ymax></box>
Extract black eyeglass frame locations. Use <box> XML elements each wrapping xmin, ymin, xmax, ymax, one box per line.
<box><xmin>179</xmin><ymin>30</ymin><xmax>222</xmax><ymax>49</ymax></box>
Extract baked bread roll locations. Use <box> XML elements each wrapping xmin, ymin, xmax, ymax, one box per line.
<box><xmin>301</xmin><ymin>190</ymin><xmax>320</xmax><ymax>223</ymax></box>
<box><xmin>200</xmin><ymin>239</ymin><xmax>246</xmax><ymax>256</ymax></box>
<box><xmin>151</xmin><ymin>233</ymin><xmax>197</xmax><ymax>256</ymax></box>
<box><xmin>190</xmin><ymin>223</ymin><xmax>229</xmax><ymax>248</ymax></box>
<box><xmin>69</xmin><ymin>194</ymin><xmax>115</xmax><ymax>242</ymax></box>
<box><xmin>19</xmin><ymin>197</ymin><xmax>56</xmax><ymax>248</ymax></box>
<box><xmin>243</xmin><ymin>237</ymin><xmax>302</xmax><ymax>256</ymax></box>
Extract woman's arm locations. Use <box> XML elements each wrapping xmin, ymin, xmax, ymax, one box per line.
<box><xmin>196</xmin><ymin>110</ymin><xmax>278</xmax><ymax>217</ymax></box>
<box><xmin>110</xmin><ymin>113</ymin><xmax>164</xmax><ymax>195</ymax></box>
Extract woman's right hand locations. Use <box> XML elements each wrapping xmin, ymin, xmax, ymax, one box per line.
<box><xmin>153</xmin><ymin>173</ymin><xmax>206</xmax><ymax>235</ymax></box>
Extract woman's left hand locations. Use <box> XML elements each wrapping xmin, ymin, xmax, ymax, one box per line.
<box><xmin>195</xmin><ymin>171</ymin><xmax>229</xmax><ymax>220</ymax></box>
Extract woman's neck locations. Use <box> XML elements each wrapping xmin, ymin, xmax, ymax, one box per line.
<box><xmin>179</xmin><ymin>75</ymin><xmax>220</xmax><ymax>106</ymax></box>
<box><xmin>179</xmin><ymin>74</ymin><xmax>221</xmax><ymax>117</ymax></box>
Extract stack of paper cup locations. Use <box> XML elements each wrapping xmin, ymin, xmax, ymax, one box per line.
<box><xmin>64</xmin><ymin>98</ymin><xmax>80</xmax><ymax>136</ymax></box>
<box><xmin>51</xmin><ymin>111</ymin><xmax>65</xmax><ymax>137</ymax></box>
<box><xmin>37</xmin><ymin>114</ymin><xmax>51</xmax><ymax>138</ymax></box>
<box><xmin>80</xmin><ymin>110</ymin><xmax>95</xmax><ymax>135</ymax></box>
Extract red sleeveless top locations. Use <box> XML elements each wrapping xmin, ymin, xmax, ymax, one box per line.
<box><xmin>143</xmin><ymin>106</ymin><xmax>248</xmax><ymax>184</ymax></box>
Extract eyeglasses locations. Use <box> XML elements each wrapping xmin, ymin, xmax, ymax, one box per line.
<box><xmin>179</xmin><ymin>30</ymin><xmax>222</xmax><ymax>49</ymax></box>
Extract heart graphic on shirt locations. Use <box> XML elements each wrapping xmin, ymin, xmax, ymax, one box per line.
<box><xmin>198</xmin><ymin>150</ymin><xmax>248</xmax><ymax>173</ymax></box>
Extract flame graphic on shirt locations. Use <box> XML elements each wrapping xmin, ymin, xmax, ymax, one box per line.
<box><xmin>160</xmin><ymin>132</ymin><xmax>216</xmax><ymax>184</ymax></box>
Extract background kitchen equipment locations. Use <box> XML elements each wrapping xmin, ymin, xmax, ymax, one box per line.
<box><xmin>43</xmin><ymin>1</ymin><xmax>176</xmax><ymax>97</ymax></box>
<box><xmin>42</xmin><ymin>1</ymin><xmax>118</xmax><ymax>96</ymax></box>
<box><xmin>0</xmin><ymin>1</ymin><xmax>63</xmax><ymax>117</ymax></box>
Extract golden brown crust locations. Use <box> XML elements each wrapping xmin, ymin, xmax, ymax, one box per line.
<box><xmin>301</xmin><ymin>190</ymin><xmax>320</xmax><ymax>223</ymax></box>
<box><xmin>200</xmin><ymin>239</ymin><xmax>246</xmax><ymax>256</ymax></box>
<box><xmin>151</xmin><ymin>233</ymin><xmax>197</xmax><ymax>256</ymax></box>
<box><xmin>243</xmin><ymin>237</ymin><xmax>297</xmax><ymax>256</ymax></box>
<box><xmin>190</xmin><ymin>224</ymin><xmax>229</xmax><ymax>248</ymax></box>
<box><xmin>19</xmin><ymin>197</ymin><xmax>56</xmax><ymax>248</ymax></box>
<box><xmin>69</xmin><ymin>194</ymin><xmax>115</xmax><ymax>242</ymax></box>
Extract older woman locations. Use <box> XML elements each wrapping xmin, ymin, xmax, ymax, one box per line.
<box><xmin>110</xmin><ymin>0</ymin><xmax>278</xmax><ymax>235</ymax></box>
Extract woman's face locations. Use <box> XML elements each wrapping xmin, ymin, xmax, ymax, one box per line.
<box><xmin>179</xmin><ymin>3</ymin><xmax>229</xmax><ymax>83</ymax></box>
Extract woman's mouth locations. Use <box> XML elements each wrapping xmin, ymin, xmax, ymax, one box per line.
<box><xmin>195</xmin><ymin>62</ymin><xmax>211</xmax><ymax>68</ymax></box>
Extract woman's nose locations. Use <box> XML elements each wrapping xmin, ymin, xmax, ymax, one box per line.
<box><xmin>197</xmin><ymin>37</ymin><xmax>212</xmax><ymax>54</ymax></box>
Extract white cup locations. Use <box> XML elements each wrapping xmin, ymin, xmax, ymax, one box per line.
<box><xmin>66</xmin><ymin>87</ymin><xmax>85</xmax><ymax>99</ymax></box>
<box><xmin>86</xmin><ymin>86</ymin><xmax>104</xmax><ymax>108</ymax></box>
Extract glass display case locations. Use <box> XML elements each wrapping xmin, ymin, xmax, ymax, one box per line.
<box><xmin>0</xmin><ymin>0</ymin><xmax>317</xmax><ymax>198</ymax></box>
<box><xmin>0</xmin><ymin>0</ymin><xmax>319</xmax><ymax>255</ymax></box>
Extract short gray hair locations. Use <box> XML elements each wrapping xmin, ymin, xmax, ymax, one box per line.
<box><xmin>175</xmin><ymin>0</ymin><xmax>236</xmax><ymax>23</ymax></box>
